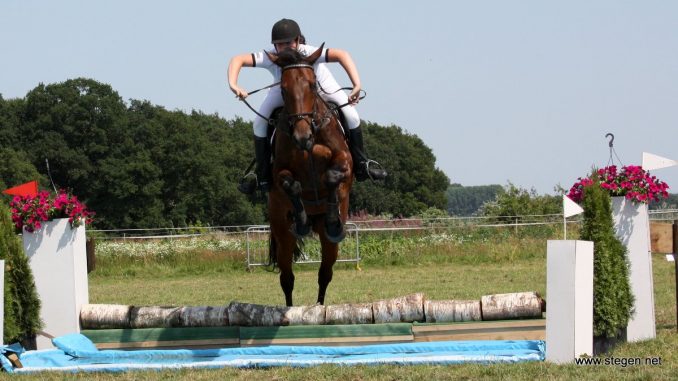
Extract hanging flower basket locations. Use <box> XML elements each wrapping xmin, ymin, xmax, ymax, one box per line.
<box><xmin>567</xmin><ymin>165</ymin><xmax>669</xmax><ymax>204</ymax></box>
<box><xmin>9</xmin><ymin>190</ymin><xmax>94</xmax><ymax>233</ymax></box>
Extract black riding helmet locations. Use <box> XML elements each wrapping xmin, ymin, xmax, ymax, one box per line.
<box><xmin>271</xmin><ymin>18</ymin><xmax>301</xmax><ymax>43</ymax></box>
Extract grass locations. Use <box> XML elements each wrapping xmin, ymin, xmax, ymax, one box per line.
<box><xmin>2</xmin><ymin>230</ymin><xmax>677</xmax><ymax>380</ymax></box>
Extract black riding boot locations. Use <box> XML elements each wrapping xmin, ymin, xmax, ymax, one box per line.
<box><xmin>238</xmin><ymin>136</ymin><xmax>271</xmax><ymax>195</ymax></box>
<box><xmin>348</xmin><ymin>127</ymin><xmax>387</xmax><ymax>182</ymax></box>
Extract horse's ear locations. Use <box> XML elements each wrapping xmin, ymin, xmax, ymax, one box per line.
<box><xmin>266</xmin><ymin>51</ymin><xmax>281</xmax><ymax>67</ymax></box>
<box><xmin>304</xmin><ymin>42</ymin><xmax>325</xmax><ymax>65</ymax></box>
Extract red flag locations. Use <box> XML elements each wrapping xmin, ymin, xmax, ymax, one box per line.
<box><xmin>2</xmin><ymin>181</ymin><xmax>39</xmax><ymax>197</ymax></box>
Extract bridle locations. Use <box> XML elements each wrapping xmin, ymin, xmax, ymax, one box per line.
<box><xmin>279</xmin><ymin>63</ymin><xmax>327</xmax><ymax>137</ymax></box>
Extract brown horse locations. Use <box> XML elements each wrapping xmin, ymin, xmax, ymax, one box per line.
<box><xmin>265</xmin><ymin>45</ymin><xmax>353</xmax><ymax>307</ymax></box>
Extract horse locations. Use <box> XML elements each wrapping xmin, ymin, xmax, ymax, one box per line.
<box><xmin>265</xmin><ymin>44</ymin><xmax>353</xmax><ymax>307</ymax></box>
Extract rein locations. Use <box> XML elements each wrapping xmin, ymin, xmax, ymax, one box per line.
<box><xmin>239</xmin><ymin>81</ymin><xmax>280</xmax><ymax>125</ymax></box>
<box><xmin>238</xmin><ymin>63</ymin><xmax>366</xmax><ymax>124</ymax></box>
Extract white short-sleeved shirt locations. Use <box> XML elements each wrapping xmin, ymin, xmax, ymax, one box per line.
<box><xmin>252</xmin><ymin>44</ymin><xmax>341</xmax><ymax>93</ymax></box>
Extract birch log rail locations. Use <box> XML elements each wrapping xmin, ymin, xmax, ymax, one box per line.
<box><xmin>80</xmin><ymin>292</ymin><xmax>544</xmax><ymax>329</ymax></box>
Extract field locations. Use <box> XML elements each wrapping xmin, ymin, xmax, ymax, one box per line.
<box><xmin>2</xmin><ymin>227</ymin><xmax>677</xmax><ymax>380</ymax></box>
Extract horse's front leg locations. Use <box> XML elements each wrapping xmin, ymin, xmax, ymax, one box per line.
<box><xmin>278</xmin><ymin>169</ymin><xmax>311</xmax><ymax>238</ymax></box>
<box><xmin>324</xmin><ymin>152</ymin><xmax>351</xmax><ymax>243</ymax></box>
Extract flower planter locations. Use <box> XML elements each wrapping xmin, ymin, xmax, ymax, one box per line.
<box><xmin>611</xmin><ymin>197</ymin><xmax>656</xmax><ymax>342</ymax></box>
<box><xmin>22</xmin><ymin>218</ymin><xmax>89</xmax><ymax>349</ymax></box>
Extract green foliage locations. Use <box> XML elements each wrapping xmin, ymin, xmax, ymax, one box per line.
<box><xmin>349</xmin><ymin>122</ymin><xmax>449</xmax><ymax>216</ymax></box>
<box><xmin>480</xmin><ymin>182</ymin><xmax>561</xmax><ymax>221</ymax></box>
<box><xmin>446</xmin><ymin>183</ymin><xmax>503</xmax><ymax>216</ymax></box>
<box><xmin>2</xmin><ymin>79</ymin><xmax>449</xmax><ymax>229</ymax></box>
<box><xmin>0</xmin><ymin>148</ymin><xmax>47</xmax><ymax>197</ymax></box>
<box><xmin>579</xmin><ymin>174</ymin><xmax>634</xmax><ymax>338</ymax></box>
<box><xmin>0</xmin><ymin>202</ymin><xmax>42</xmax><ymax>343</ymax></box>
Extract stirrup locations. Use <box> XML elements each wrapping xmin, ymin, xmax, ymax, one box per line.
<box><xmin>364</xmin><ymin>159</ymin><xmax>387</xmax><ymax>181</ymax></box>
<box><xmin>238</xmin><ymin>172</ymin><xmax>258</xmax><ymax>195</ymax></box>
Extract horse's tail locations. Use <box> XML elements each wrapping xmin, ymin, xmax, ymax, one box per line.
<box><xmin>267</xmin><ymin>234</ymin><xmax>278</xmax><ymax>272</ymax></box>
<box><xmin>267</xmin><ymin>234</ymin><xmax>304</xmax><ymax>272</ymax></box>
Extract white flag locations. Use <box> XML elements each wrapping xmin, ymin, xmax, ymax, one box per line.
<box><xmin>563</xmin><ymin>195</ymin><xmax>584</xmax><ymax>218</ymax></box>
<box><xmin>642</xmin><ymin>152</ymin><xmax>678</xmax><ymax>171</ymax></box>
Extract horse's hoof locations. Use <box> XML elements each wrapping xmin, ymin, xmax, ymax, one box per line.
<box><xmin>325</xmin><ymin>223</ymin><xmax>345</xmax><ymax>243</ymax></box>
<box><xmin>291</xmin><ymin>222</ymin><xmax>311</xmax><ymax>238</ymax></box>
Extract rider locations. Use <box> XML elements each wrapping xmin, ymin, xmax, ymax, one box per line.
<box><xmin>228</xmin><ymin>18</ymin><xmax>387</xmax><ymax>194</ymax></box>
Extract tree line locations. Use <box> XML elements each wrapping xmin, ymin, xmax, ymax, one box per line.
<box><xmin>0</xmin><ymin>78</ymin><xmax>450</xmax><ymax>229</ymax></box>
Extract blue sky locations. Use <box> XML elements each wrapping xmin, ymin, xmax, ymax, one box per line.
<box><xmin>2</xmin><ymin>1</ymin><xmax>677</xmax><ymax>194</ymax></box>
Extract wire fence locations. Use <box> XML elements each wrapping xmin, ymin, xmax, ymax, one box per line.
<box><xmin>87</xmin><ymin>209</ymin><xmax>678</xmax><ymax>240</ymax></box>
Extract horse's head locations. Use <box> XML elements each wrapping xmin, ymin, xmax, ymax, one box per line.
<box><xmin>267</xmin><ymin>44</ymin><xmax>325</xmax><ymax>152</ymax></box>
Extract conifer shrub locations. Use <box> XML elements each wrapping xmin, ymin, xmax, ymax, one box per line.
<box><xmin>0</xmin><ymin>202</ymin><xmax>42</xmax><ymax>344</ymax></box>
<box><xmin>579</xmin><ymin>174</ymin><xmax>634</xmax><ymax>337</ymax></box>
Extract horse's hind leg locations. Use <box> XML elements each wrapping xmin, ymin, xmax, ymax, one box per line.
<box><xmin>324</xmin><ymin>167</ymin><xmax>347</xmax><ymax>243</ymax></box>
<box><xmin>274</xmin><ymin>233</ymin><xmax>297</xmax><ymax>306</ymax></box>
<box><xmin>279</xmin><ymin>170</ymin><xmax>311</xmax><ymax>238</ymax></box>
<box><xmin>316</xmin><ymin>227</ymin><xmax>339</xmax><ymax>305</ymax></box>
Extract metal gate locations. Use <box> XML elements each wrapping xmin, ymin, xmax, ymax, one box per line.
<box><xmin>246</xmin><ymin>223</ymin><xmax>360</xmax><ymax>269</ymax></box>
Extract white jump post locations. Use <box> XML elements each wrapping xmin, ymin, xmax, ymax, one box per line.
<box><xmin>546</xmin><ymin>240</ymin><xmax>593</xmax><ymax>363</ymax></box>
<box><xmin>611</xmin><ymin>197</ymin><xmax>656</xmax><ymax>342</ymax></box>
<box><xmin>22</xmin><ymin>218</ymin><xmax>89</xmax><ymax>349</ymax></box>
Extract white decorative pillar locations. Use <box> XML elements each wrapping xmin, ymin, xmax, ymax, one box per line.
<box><xmin>611</xmin><ymin>197</ymin><xmax>656</xmax><ymax>342</ymax></box>
<box><xmin>546</xmin><ymin>240</ymin><xmax>594</xmax><ymax>364</ymax></box>
<box><xmin>22</xmin><ymin>219</ymin><xmax>89</xmax><ymax>349</ymax></box>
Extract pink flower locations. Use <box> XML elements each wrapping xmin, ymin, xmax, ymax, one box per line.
<box><xmin>8</xmin><ymin>190</ymin><xmax>94</xmax><ymax>232</ymax></box>
<box><xmin>568</xmin><ymin>165</ymin><xmax>669</xmax><ymax>205</ymax></box>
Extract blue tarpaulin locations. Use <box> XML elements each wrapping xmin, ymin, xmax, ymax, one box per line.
<box><xmin>1</xmin><ymin>334</ymin><xmax>545</xmax><ymax>373</ymax></box>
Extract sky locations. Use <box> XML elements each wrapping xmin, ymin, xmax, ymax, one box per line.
<box><xmin>2</xmin><ymin>1</ymin><xmax>677</xmax><ymax>195</ymax></box>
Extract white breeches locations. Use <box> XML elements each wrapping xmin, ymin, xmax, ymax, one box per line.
<box><xmin>252</xmin><ymin>88</ymin><xmax>360</xmax><ymax>138</ymax></box>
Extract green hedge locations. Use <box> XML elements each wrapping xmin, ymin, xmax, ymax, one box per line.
<box><xmin>0</xmin><ymin>202</ymin><xmax>42</xmax><ymax>343</ymax></box>
<box><xmin>579</xmin><ymin>175</ymin><xmax>634</xmax><ymax>338</ymax></box>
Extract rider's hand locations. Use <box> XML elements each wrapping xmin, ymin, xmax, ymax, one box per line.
<box><xmin>348</xmin><ymin>86</ymin><xmax>361</xmax><ymax>104</ymax></box>
<box><xmin>230</xmin><ymin>85</ymin><xmax>249</xmax><ymax>100</ymax></box>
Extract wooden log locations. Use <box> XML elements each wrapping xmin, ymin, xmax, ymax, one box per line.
<box><xmin>481</xmin><ymin>292</ymin><xmax>543</xmax><ymax>320</ymax></box>
<box><xmin>325</xmin><ymin>303</ymin><xmax>373</xmax><ymax>325</ymax></box>
<box><xmin>80</xmin><ymin>304</ymin><xmax>132</xmax><ymax>329</ymax></box>
<box><xmin>130</xmin><ymin>306</ymin><xmax>182</xmax><ymax>328</ymax></box>
<box><xmin>227</xmin><ymin>302</ymin><xmax>288</xmax><ymax>326</ymax></box>
<box><xmin>281</xmin><ymin>304</ymin><xmax>326</xmax><ymax>325</ymax></box>
<box><xmin>424</xmin><ymin>300</ymin><xmax>481</xmax><ymax>323</ymax></box>
<box><xmin>372</xmin><ymin>293</ymin><xmax>425</xmax><ymax>323</ymax></box>
<box><xmin>178</xmin><ymin>306</ymin><xmax>229</xmax><ymax>327</ymax></box>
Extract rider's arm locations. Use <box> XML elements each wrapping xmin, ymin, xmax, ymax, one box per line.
<box><xmin>228</xmin><ymin>53</ymin><xmax>255</xmax><ymax>99</ymax></box>
<box><xmin>326</xmin><ymin>48</ymin><xmax>362</xmax><ymax>103</ymax></box>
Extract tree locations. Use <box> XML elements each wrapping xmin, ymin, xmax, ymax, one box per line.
<box><xmin>479</xmin><ymin>182</ymin><xmax>561</xmax><ymax>221</ymax></box>
<box><xmin>579</xmin><ymin>175</ymin><xmax>633</xmax><ymax>338</ymax></box>
<box><xmin>447</xmin><ymin>184</ymin><xmax>503</xmax><ymax>216</ymax></box>
<box><xmin>0</xmin><ymin>148</ymin><xmax>47</xmax><ymax>196</ymax></box>
<box><xmin>349</xmin><ymin>122</ymin><xmax>449</xmax><ymax>216</ymax></box>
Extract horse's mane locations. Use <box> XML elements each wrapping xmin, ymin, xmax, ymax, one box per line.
<box><xmin>275</xmin><ymin>48</ymin><xmax>307</xmax><ymax>67</ymax></box>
